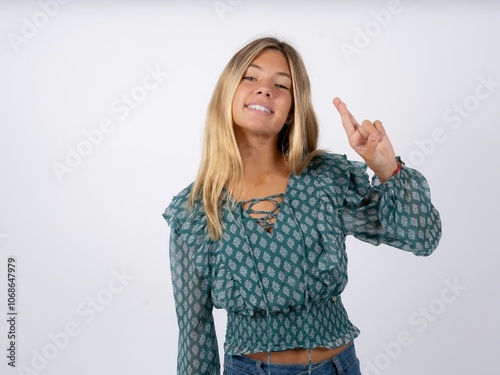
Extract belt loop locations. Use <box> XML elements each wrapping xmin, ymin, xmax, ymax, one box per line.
<box><xmin>331</xmin><ymin>356</ymin><xmax>342</xmax><ymax>375</ymax></box>
<box><xmin>257</xmin><ymin>357</ymin><xmax>265</xmax><ymax>374</ymax></box>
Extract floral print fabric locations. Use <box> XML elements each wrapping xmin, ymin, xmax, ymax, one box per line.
<box><xmin>163</xmin><ymin>153</ymin><xmax>442</xmax><ymax>375</ymax></box>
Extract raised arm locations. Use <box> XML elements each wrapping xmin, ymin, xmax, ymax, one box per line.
<box><xmin>330</xmin><ymin>98</ymin><xmax>441</xmax><ymax>255</ymax></box>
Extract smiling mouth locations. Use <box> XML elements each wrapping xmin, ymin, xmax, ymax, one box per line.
<box><xmin>245</xmin><ymin>104</ymin><xmax>273</xmax><ymax>114</ymax></box>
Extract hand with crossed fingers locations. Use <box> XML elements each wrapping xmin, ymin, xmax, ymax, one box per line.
<box><xmin>333</xmin><ymin>97</ymin><xmax>399</xmax><ymax>182</ymax></box>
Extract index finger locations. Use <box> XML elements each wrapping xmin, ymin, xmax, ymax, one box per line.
<box><xmin>332</xmin><ymin>97</ymin><xmax>360</xmax><ymax>138</ymax></box>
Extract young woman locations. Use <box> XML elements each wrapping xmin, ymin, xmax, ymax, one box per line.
<box><xmin>163</xmin><ymin>37</ymin><xmax>441</xmax><ymax>375</ymax></box>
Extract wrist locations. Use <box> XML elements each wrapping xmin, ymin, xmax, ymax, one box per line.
<box><xmin>377</xmin><ymin>156</ymin><xmax>404</xmax><ymax>183</ymax></box>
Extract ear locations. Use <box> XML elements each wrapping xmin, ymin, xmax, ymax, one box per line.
<box><xmin>286</xmin><ymin>113</ymin><xmax>293</xmax><ymax>125</ymax></box>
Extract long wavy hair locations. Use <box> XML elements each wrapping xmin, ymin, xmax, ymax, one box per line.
<box><xmin>188</xmin><ymin>37</ymin><xmax>322</xmax><ymax>239</ymax></box>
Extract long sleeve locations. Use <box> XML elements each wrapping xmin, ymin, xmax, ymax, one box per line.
<box><xmin>169</xmin><ymin>227</ymin><xmax>220</xmax><ymax>374</ymax></box>
<box><xmin>340</xmin><ymin>161</ymin><xmax>442</xmax><ymax>256</ymax></box>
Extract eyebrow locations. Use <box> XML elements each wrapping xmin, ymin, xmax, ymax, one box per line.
<box><xmin>248</xmin><ymin>63</ymin><xmax>291</xmax><ymax>79</ymax></box>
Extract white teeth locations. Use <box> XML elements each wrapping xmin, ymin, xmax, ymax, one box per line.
<box><xmin>247</xmin><ymin>104</ymin><xmax>272</xmax><ymax>114</ymax></box>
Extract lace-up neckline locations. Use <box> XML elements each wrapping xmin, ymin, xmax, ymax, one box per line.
<box><xmin>239</xmin><ymin>193</ymin><xmax>285</xmax><ymax>233</ymax></box>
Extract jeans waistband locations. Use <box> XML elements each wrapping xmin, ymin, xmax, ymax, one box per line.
<box><xmin>224</xmin><ymin>341</ymin><xmax>360</xmax><ymax>375</ymax></box>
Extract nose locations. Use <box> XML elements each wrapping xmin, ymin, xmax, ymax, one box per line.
<box><xmin>257</xmin><ymin>89</ymin><xmax>271</xmax><ymax>98</ymax></box>
<box><xmin>256</xmin><ymin>79</ymin><xmax>273</xmax><ymax>97</ymax></box>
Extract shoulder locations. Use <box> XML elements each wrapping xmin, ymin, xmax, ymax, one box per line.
<box><xmin>300</xmin><ymin>152</ymin><xmax>370</xmax><ymax>202</ymax></box>
<box><xmin>162</xmin><ymin>183</ymin><xmax>203</xmax><ymax>230</ymax></box>
<box><xmin>162</xmin><ymin>183</ymin><xmax>213</xmax><ymax>278</ymax></box>
<box><xmin>305</xmin><ymin>152</ymin><xmax>367</xmax><ymax>181</ymax></box>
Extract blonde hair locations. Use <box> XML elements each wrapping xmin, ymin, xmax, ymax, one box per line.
<box><xmin>188</xmin><ymin>37</ymin><xmax>322</xmax><ymax>239</ymax></box>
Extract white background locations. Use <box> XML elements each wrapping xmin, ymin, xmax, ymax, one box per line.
<box><xmin>1</xmin><ymin>1</ymin><xmax>499</xmax><ymax>374</ymax></box>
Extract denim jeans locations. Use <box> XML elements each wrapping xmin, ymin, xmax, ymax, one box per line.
<box><xmin>223</xmin><ymin>342</ymin><xmax>362</xmax><ymax>375</ymax></box>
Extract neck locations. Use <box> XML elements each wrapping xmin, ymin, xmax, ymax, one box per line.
<box><xmin>231</xmin><ymin>131</ymin><xmax>289</xmax><ymax>200</ymax></box>
<box><xmin>237</xmin><ymin>135</ymin><xmax>286</xmax><ymax>180</ymax></box>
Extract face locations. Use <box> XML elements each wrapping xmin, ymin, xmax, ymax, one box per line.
<box><xmin>232</xmin><ymin>49</ymin><xmax>293</xmax><ymax>140</ymax></box>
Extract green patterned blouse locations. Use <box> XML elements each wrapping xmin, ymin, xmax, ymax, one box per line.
<box><xmin>163</xmin><ymin>152</ymin><xmax>442</xmax><ymax>374</ymax></box>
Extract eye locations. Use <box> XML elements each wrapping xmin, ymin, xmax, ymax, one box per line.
<box><xmin>242</xmin><ymin>76</ymin><xmax>256</xmax><ymax>81</ymax></box>
<box><xmin>275</xmin><ymin>83</ymin><xmax>290</xmax><ymax>90</ymax></box>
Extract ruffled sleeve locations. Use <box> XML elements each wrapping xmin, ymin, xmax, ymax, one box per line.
<box><xmin>318</xmin><ymin>153</ymin><xmax>442</xmax><ymax>256</ymax></box>
<box><xmin>162</xmin><ymin>185</ymin><xmax>220</xmax><ymax>375</ymax></box>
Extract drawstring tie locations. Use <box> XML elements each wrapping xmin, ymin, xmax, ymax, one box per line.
<box><xmin>237</xmin><ymin>202</ymin><xmax>274</xmax><ymax>375</ymax></box>
<box><xmin>238</xmin><ymin>195</ymin><xmax>313</xmax><ymax>375</ymax></box>
<box><xmin>287</xmin><ymin>199</ymin><xmax>313</xmax><ymax>374</ymax></box>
